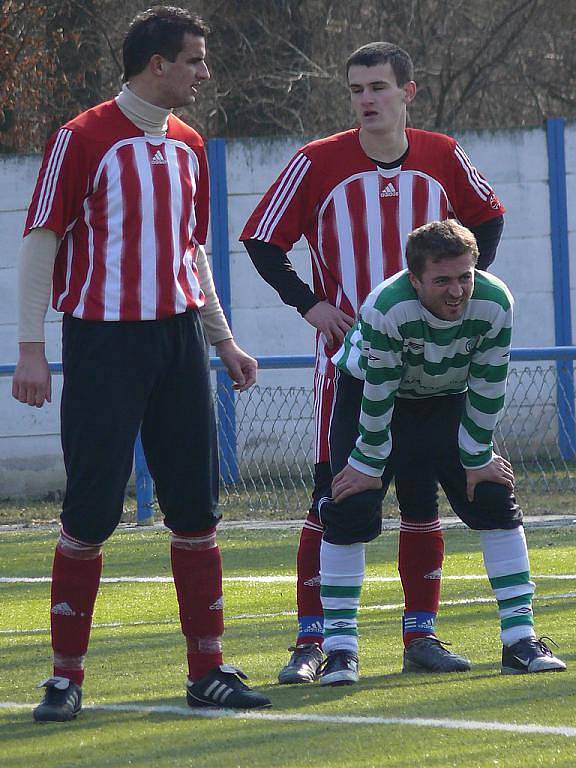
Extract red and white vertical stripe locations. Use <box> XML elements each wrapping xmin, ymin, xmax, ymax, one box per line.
<box><xmin>55</xmin><ymin>137</ymin><xmax>204</xmax><ymax>320</ymax></box>
<box><xmin>31</xmin><ymin>129</ymin><xmax>73</xmax><ymax>229</ymax></box>
<box><xmin>252</xmin><ymin>153</ymin><xmax>312</xmax><ymax>242</ymax></box>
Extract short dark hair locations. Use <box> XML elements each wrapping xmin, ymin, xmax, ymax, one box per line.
<box><xmin>346</xmin><ymin>42</ymin><xmax>414</xmax><ymax>85</ymax></box>
<box><xmin>406</xmin><ymin>220</ymin><xmax>479</xmax><ymax>279</ymax></box>
<box><xmin>123</xmin><ymin>5</ymin><xmax>209</xmax><ymax>81</ymax></box>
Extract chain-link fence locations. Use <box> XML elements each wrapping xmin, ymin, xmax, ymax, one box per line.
<box><xmin>215</xmin><ymin>361</ymin><xmax>576</xmax><ymax>517</ymax></box>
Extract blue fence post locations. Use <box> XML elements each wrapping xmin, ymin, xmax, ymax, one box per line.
<box><xmin>134</xmin><ymin>431</ymin><xmax>154</xmax><ymax>525</ymax></box>
<box><xmin>207</xmin><ymin>137</ymin><xmax>239</xmax><ymax>483</ymax></box>
<box><xmin>546</xmin><ymin>118</ymin><xmax>576</xmax><ymax>459</ymax></box>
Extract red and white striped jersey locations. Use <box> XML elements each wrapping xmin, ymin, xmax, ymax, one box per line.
<box><xmin>241</xmin><ymin>127</ymin><xmax>504</xmax><ymax>373</ymax></box>
<box><xmin>25</xmin><ymin>100</ymin><xmax>209</xmax><ymax>321</ymax></box>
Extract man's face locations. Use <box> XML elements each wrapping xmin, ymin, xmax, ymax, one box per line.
<box><xmin>348</xmin><ymin>62</ymin><xmax>415</xmax><ymax>134</ymax></box>
<box><xmin>157</xmin><ymin>33</ymin><xmax>210</xmax><ymax>108</ymax></box>
<box><xmin>409</xmin><ymin>251</ymin><xmax>476</xmax><ymax>321</ymax></box>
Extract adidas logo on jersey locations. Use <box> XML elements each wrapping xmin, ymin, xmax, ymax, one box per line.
<box><xmin>51</xmin><ymin>602</ymin><xmax>76</xmax><ymax>616</ymax></box>
<box><xmin>151</xmin><ymin>150</ymin><xmax>167</xmax><ymax>165</ymax></box>
<box><xmin>209</xmin><ymin>596</ymin><xmax>224</xmax><ymax>611</ymax></box>
<box><xmin>380</xmin><ymin>182</ymin><xmax>398</xmax><ymax>198</ymax></box>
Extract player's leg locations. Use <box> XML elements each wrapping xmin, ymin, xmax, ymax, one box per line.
<box><xmin>435</xmin><ymin>408</ymin><xmax>566</xmax><ymax>674</ymax></box>
<box><xmin>278</xmin><ymin>371</ymin><xmax>334</xmax><ymax>684</ymax></box>
<box><xmin>34</xmin><ymin>316</ymin><xmax>157</xmax><ymax>722</ymax></box>
<box><xmin>393</xmin><ymin>398</ymin><xmax>470</xmax><ymax>673</ymax></box>
<box><xmin>142</xmin><ymin>309</ymin><xmax>270</xmax><ymax>708</ymax></box>
<box><xmin>318</xmin><ymin>372</ymin><xmax>387</xmax><ymax>686</ymax></box>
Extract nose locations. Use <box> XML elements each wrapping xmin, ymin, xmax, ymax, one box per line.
<box><xmin>447</xmin><ymin>283</ymin><xmax>463</xmax><ymax>298</ymax></box>
<box><xmin>197</xmin><ymin>62</ymin><xmax>210</xmax><ymax>81</ymax></box>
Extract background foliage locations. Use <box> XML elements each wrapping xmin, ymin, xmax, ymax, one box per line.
<box><xmin>2</xmin><ymin>0</ymin><xmax>576</xmax><ymax>152</ymax></box>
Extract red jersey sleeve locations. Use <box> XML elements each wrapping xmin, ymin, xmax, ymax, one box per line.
<box><xmin>447</xmin><ymin>139</ymin><xmax>505</xmax><ymax>227</ymax></box>
<box><xmin>240</xmin><ymin>150</ymin><xmax>314</xmax><ymax>251</ymax></box>
<box><xmin>24</xmin><ymin>128</ymin><xmax>92</xmax><ymax>238</ymax></box>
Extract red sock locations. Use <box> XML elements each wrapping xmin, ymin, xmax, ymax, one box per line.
<box><xmin>295</xmin><ymin>512</ymin><xmax>324</xmax><ymax>645</ymax></box>
<box><xmin>170</xmin><ymin>528</ymin><xmax>224</xmax><ymax>681</ymax></box>
<box><xmin>51</xmin><ymin>532</ymin><xmax>103</xmax><ymax>686</ymax></box>
<box><xmin>398</xmin><ymin>519</ymin><xmax>444</xmax><ymax>648</ymax></box>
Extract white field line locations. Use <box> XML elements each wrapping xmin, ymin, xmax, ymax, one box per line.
<box><xmin>0</xmin><ymin>701</ymin><xmax>575</xmax><ymax>737</ymax></box>
<box><xmin>2</xmin><ymin>573</ymin><xmax>576</xmax><ymax>584</ymax></box>
<box><xmin>1</xmin><ymin>591</ymin><xmax>575</xmax><ymax>636</ymax></box>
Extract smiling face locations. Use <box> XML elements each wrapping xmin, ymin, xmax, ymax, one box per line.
<box><xmin>153</xmin><ymin>33</ymin><xmax>210</xmax><ymax>109</ymax></box>
<box><xmin>409</xmin><ymin>251</ymin><xmax>476</xmax><ymax>321</ymax></box>
<box><xmin>348</xmin><ymin>62</ymin><xmax>415</xmax><ymax>135</ymax></box>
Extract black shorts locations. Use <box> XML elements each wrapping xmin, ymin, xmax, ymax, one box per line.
<box><xmin>320</xmin><ymin>371</ymin><xmax>522</xmax><ymax>544</ymax></box>
<box><xmin>60</xmin><ymin>310</ymin><xmax>219</xmax><ymax>543</ymax></box>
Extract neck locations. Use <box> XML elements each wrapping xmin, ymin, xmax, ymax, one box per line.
<box><xmin>115</xmin><ymin>83</ymin><xmax>171</xmax><ymax>136</ymax></box>
<box><xmin>359</xmin><ymin>126</ymin><xmax>408</xmax><ymax>163</ymax></box>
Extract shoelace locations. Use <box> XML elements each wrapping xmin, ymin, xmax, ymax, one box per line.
<box><xmin>534</xmin><ymin>635</ymin><xmax>560</xmax><ymax>656</ymax></box>
<box><xmin>317</xmin><ymin>651</ymin><xmax>357</xmax><ymax>675</ymax></box>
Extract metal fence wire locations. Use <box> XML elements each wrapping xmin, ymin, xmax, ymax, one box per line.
<box><xmin>215</xmin><ymin>361</ymin><xmax>576</xmax><ymax>516</ymax></box>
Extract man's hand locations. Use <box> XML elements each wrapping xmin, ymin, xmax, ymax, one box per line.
<box><xmin>304</xmin><ymin>301</ymin><xmax>354</xmax><ymax>348</ymax></box>
<box><xmin>465</xmin><ymin>454</ymin><xmax>515</xmax><ymax>502</ymax></box>
<box><xmin>331</xmin><ymin>464</ymin><xmax>382</xmax><ymax>503</ymax></box>
<box><xmin>12</xmin><ymin>342</ymin><xmax>52</xmax><ymax>408</ymax></box>
<box><xmin>215</xmin><ymin>338</ymin><xmax>257</xmax><ymax>392</ymax></box>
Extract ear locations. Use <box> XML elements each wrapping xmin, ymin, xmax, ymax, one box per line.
<box><xmin>408</xmin><ymin>271</ymin><xmax>420</xmax><ymax>290</ymax></box>
<box><xmin>148</xmin><ymin>53</ymin><xmax>165</xmax><ymax>77</ymax></box>
<box><xmin>403</xmin><ymin>80</ymin><xmax>416</xmax><ymax>105</ymax></box>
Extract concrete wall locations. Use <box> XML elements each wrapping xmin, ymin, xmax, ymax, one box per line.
<box><xmin>1</xmin><ymin>123</ymin><xmax>574</xmax><ymax>496</ymax></box>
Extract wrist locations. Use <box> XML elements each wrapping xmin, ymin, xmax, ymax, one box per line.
<box><xmin>18</xmin><ymin>341</ymin><xmax>46</xmax><ymax>358</ymax></box>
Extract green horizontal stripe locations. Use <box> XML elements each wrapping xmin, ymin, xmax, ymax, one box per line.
<box><xmin>358</xmin><ymin>425</ymin><xmax>390</xmax><ymax>446</ymax></box>
<box><xmin>489</xmin><ymin>571</ymin><xmax>531</xmax><ymax>590</ymax></box>
<box><xmin>469</xmin><ymin>361</ymin><xmax>508</xmax><ymax>382</ymax></box>
<box><xmin>476</xmin><ymin>326</ymin><xmax>511</xmax><ymax>352</ymax></box>
<box><xmin>467</xmin><ymin>388</ymin><xmax>505</xmax><ymax>415</ymax></box>
<box><xmin>461</xmin><ymin>412</ymin><xmax>493</xmax><ymax>446</ymax></box>
<box><xmin>362</xmin><ymin>390</ymin><xmax>395</xmax><ymax>415</ymax></box>
<box><xmin>460</xmin><ymin>448</ymin><xmax>493</xmax><ymax>468</ymax></box>
<box><xmin>350</xmin><ymin>449</ymin><xmax>385</xmax><ymax>470</ymax></box>
<box><xmin>497</xmin><ymin>594</ymin><xmax>533</xmax><ymax>610</ymax></box>
<box><xmin>324</xmin><ymin>628</ymin><xmax>359</xmax><ymax>637</ymax></box>
<box><xmin>501</xmin><ymin>615</ymin><xmax>534</xmax><ymax>629</ymax></box>
<box><xmin>365</xmin><ymin>366</ymin><xmax>402</xmax><ymax>385</ymax></box>
<box><xmin>324</xmin><ymin>609</ymin><xmax>358</xmax><ymax>619</ymax></box>
<box><xmin>472</xmin><ymin>277</ymin><xmax>512</xmax><ymax>310</ymax></box>
<box><xmin>320</xmin><ymin>585</ymin><xmax>362</xmax><ymax>598</ymax></box>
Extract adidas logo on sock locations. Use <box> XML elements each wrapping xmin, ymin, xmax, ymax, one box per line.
<box><xmin>209</xmin><ymin>596</ymin><xmax>224</xmax><ymax>610</ymax></box>
<box><xmin>304</xmin><ymin>575</ymin><xmax>321</xmax><ymax>587</ymax></box>
<box><xmin>151</xmin><ymin>150</ymin><xmax>167</xmax><ymax>165</ymax></box>
<box><xmin>424</xmin><ymin>568</ymin><xmax>442</xmax><ymax>580</ymax></box>
<box><xmin>51</xmin><ymin>602</ymin><xmax>76</xmax><ymax>616</ymax></box>
<box><xmin>380</xmin><ymin>182</ymin><xmax>398</xmax><ymax>197</ymax></box>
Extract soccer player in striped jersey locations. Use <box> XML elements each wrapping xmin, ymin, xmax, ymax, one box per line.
<box><xmin>318</xmin><ymin>219</ymin><xmax>566</xmax><ymax>684</ymax></box>
<box><xmin>13</xmin><ymin>6</ymin><xmax>270</xmax><ymax>721</ymax></box>
<box><xmin>241</xmin><ymin>42</ymin><xmax>505</xmax><ymax>682</ymax></box>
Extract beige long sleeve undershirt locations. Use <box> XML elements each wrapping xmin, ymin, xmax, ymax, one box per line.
<box><xmin>18</xmin><ymin>84</ymin><xmax>232</xmax><ymax>345</ymax></box>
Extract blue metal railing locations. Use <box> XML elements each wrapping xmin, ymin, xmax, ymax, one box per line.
<box><xmin>2</xmin><ymin>346</ymin><xmax>576</xmax><ymax>523</ymax></box>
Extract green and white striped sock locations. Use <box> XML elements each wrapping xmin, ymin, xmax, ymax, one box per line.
<box><xmin>320</xmin><ymin>540</ymin><xmax>365</xmax><ymax>655</ymax></box>
<box><xmin>481</xmin><ymin>527</ymin><xmax>536</xmax><ymax>646</ymax></box>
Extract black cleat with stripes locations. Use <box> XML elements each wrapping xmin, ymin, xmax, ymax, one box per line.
<box><xmin>186</xmin><ymin>665</ymin><xmax>271</xmax><ymax>709</ymax></box>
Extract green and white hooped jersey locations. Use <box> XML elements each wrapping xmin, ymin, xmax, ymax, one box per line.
<box><xmin>332</xmin><ymin>269</ymin><xmax>514</xmax><ymax>476</ymax></box>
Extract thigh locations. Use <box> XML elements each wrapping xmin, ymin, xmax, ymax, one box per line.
<box><xmin>141</xmin><ymin>310</ymin><xmax>220</xmax><ymax>533</ymax></box>
<box><xmin>314</xmin><ymin>371</ymin><xmax>335</xmax><ymax>464</ymax></box>
<box><xmin>60</xmin><ymin>316</ymin><xmax>157</xmax><ymax>543</ymax></box>
<box><xmin>328</xmin><ymin>371</ymin><xmax>365</xmax><ymax>476</ymax></box>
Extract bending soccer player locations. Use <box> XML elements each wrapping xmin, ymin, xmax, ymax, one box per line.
<box><xmin>242</xmin><ymin>42</ymin><xmax>505</xmax><ymax>681</ymax></box>
<box><xmin>13</xmin><ymin>6</ymin><xmax>270</xmax><ymax>721</ymax></box>
<box><xmin>317</xmin><ymin>219</ymin><xmax>566</xmax><ymax>684</ymax></box>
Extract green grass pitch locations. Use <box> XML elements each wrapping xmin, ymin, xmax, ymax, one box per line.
<box><xmin>1</xmin><ymin>523</ymin><xmax>575</xmax><ymax>767</ymax></box>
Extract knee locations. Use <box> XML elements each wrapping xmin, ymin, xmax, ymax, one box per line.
<box><xmin>319</xmin><ymin>490</ymin><xmax>382</xmax><ymax>544</ymax></box>
<box><xmin>470</xmin><ymin>482</ymin><xmax>523</xmax><ymax>529</ymax></box>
